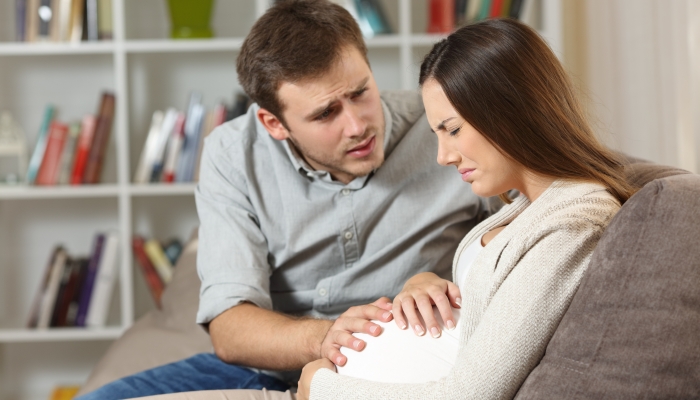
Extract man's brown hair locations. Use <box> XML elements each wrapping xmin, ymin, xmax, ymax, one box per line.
<box><xmin>419</xmin><ymin>18</ymin><xmax>636</xmax><ymax>204</ymax></box>
<box><xmin>237</xmin><ymin>0</ymin><xmax>368</xmax><ymax>126</ymax></box>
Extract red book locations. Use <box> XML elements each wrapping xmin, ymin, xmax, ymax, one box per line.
<box><xmin>35</xmin><ymin>121</ymin><xmax>69</xmax><ymax>185</ymax></box>
<box><xmin>427</xmin><ymin>0</ymin><xmax>455</xmax><ymax>34</ymax></box>
<box><xmin>490</xmin><ymin>0</ymin><xmax>504</xmax><ymax>18</ymax></box>
<box><xmin>70</xmin><ymin>115</ymin><xmax>97</xmax><ymax>185</ymax></box>
<box><xmin>82</xmin><ymin>92</ymin><xmax>115</xmax><ymax>184</ymax></box>
<box><xmin>133</xmin><ymin>236</ymin><xmax>164</xmax><ymax>308</ymax></box>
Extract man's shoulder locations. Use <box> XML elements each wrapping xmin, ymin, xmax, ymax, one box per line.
<box><xmin>381</xmin><ymin>90</ymin><xmax>424</xmax><ymax>129</ymax></box>
<box><xmin>205</xmin><ymin>104</ymin><xmax>274</xmax><ymax>160</ymax></box>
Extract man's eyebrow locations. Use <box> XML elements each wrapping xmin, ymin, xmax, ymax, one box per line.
<box><xmin>305</xmin><ymin>77</ymin><xmax>371</xmax><ymax>120</ymax></box>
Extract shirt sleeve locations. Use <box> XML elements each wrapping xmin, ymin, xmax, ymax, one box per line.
<box><xmin>310</xmin><ymin>219</ymin><xmax>605</xmax><ymax>399</ymax></box>
<box><xmin>195</xmin><ymin>130</ymin><xmax>273</xmax><ymax>326</ymax></box>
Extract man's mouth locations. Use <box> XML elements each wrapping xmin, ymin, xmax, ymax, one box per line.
<box><xmin>347</xmin><ymin>136</ymin><xmax>376</xmax><ymax>158</ymax></box>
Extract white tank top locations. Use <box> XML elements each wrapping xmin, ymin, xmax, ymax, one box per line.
<box><xmin>337</xmin><ymin>236</ymin><xmax>485</xmax><ymax>383</ymax></box>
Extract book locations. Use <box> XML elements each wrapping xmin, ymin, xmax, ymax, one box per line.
<box><xmin>176</xmin><ymin>92</ymin><xmax>205</xmax><ymax>183</ymax></box>
<box><xmin>85</xmin><ymin>231</ymin><xmax>119</xmax><ymax>327</ymax></box>
<box><xmin>25</xmin><ymin>0</ymin><xmax>39</xmax><ymax>42</ymax></box>
<box><xmin>132</xmin><ymin>236</ymin><xmax>164</xmax><ymax>308</ymax></box>
<box><xmin>82</xmin><ymin>92</ymin><xmax>115</xmax><ymax>184</ymax></box>
<box><xmin>26</xmin><ymin>104</ymin><xmax>55</xmax><ymax>184</ymax></box>
<box><xmin>144</xmin><ymin>239</ymin><xmax>173</xmax><ymax>284</ymax></box>
<box><xmin>49</xmin><ymin>256</ymin><xmax>75</xmax><ymax>327</ymax></box>
<box><xmin>68</xmin><ymin>0</ymin><xmax>84</xmax><ymax>42</ymax></box>
<box><xmin>150</xmin><ymin>109</ymin><xmax>179</xmax><ymax>182</ymax></box>
<box><xmin>427</xmin><ymin>0</ymin><xmax>455</xmax><ymax>34</ymax></box>
<box><xmin>133</xmin><ymin>110</ymin><xmax>164</xmax><ymax>184</ymax></box>
<box><xmin>354</xmin><ymin>0</ymin><xmax>392</xmax><ymax>37</ymax></box>
<box><xmin>70</xmin><ymin>115</ymin><xmax>96</xmax><ymax>185</ymax></box>
<box><xmin>161</xmin><ymin>113</ymin><xmax>185</xmax><ymax>183</ymax></box>
<box><xmin>163</xmin><ymin>238</ymin><xmax>183</xmax><ymax>265</ymax></box>
<box><xmin>489</xmin><ymin>0</ymin><xmax>503</xmax><ymax>18</ymax></box>
<box><xmin>64</xmin><ymin>258</ymin><xmax>89</xmax><ymax>326</ymax></box>
<box><xmin>455</xmin><ymin>0</ymin><xmax>469</xmax><ymax>27</ymax></box>
<box><xmin>57</xmin><ymin>121</ymin><xmax>80</xmax><ymax>185</ymax></box>
<box><xmin>509</xmin><ymin>0</ymin><xmax>525</xmax><ymax>19</ymax></box>
<box><xmin>16</xmin><ymin>0</ymin><xmax>27</xmax><ymax>41</ymax></box>
<box><xmin>37</xmin><ymin>247</ymin><xmax>68</xmax><ymax>329</ymax></box>
<box><xmin>466</xmin><ymin>0</ymin><xmax>482</xmax><ymax>22</ymax></box>
<box><xmin>35</xmin><ymin>121</ymin><xmax>69</xmax><ymax>185</ymax></box>
<box><xmin>97</xmin><ymin>0</ymin><xmax>113</xmax><ymax>40</ymax></box>
<box><xmin>85</xmin><ymin>0</ymin><xmax>99</xmax><ymax>41</ymax></box>
<box><xmin>56</xmin><ymin>0</ymin><xmax>73</xmax><ymax>41</ymax></box>
<box><xmin>477</xmin><ymin>0</ymin><xmax>491</xmax><ymax>21</ymax></box>
<box><xmin>27</xmin><ymin>246</ymin><xmax>62</xmax><ymax>328</ymax></box>
<box><xmin>75</xmin><ymin>233</ymin><xmax>105</xmax><ymax>327</ymax></box>
<box><xmin>37</xmin><ymin>0</ymin><xmax>54</xmax><ymax>41</ymax></box>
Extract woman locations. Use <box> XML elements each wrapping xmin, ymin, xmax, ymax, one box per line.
<box><xmin>295</xmin><ymin>17</ymin><xmax>635</xmax><ymax>399</ymax></box>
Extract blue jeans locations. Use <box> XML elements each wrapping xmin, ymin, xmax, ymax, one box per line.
<box><xmin>76</xmin><ymin>353</ymin><xmax>291</xmax><ymax>400</ymax></box>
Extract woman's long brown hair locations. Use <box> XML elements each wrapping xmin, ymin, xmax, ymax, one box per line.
<box><xmin>419</xmin><ymin>18</ymin><xmax>636</xmax><ymax>204</ymax></box>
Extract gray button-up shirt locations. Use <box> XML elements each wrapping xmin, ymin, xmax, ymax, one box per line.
<box><xmin>195</xmin><ymin>91</ymin><xmax>499</xmax><ymax>324</ymax></box>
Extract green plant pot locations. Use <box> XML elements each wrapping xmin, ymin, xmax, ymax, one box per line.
<box><xmin>167</xmin><ymin>0</ymin><xmax>215</xmax><ymax>39</ymax></box>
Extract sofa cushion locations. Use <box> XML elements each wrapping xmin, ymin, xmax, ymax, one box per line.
<box><xmin>515</xmin><ymin>174</ymin><xmax>700</xmax><ymax>399</ymax></box>
<box><xmin>78</xmin><ymin>231</ymin><xmax>212</xmax><ymax>395</ymax></box>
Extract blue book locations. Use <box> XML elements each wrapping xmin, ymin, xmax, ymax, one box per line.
<box><xmin>75</xmin><ymin>234</ymin><xmax>105</xmax><ymax>327</ymax></box>
<box><xmin>26</xmin><ymin>105</ymin><xmax>56</xmax><ymax>184</ymax></box>
<box><xmin>16</xmin><ymin>0</ymin><xmax>27</xmax><ymax>42</ymax></box>
<box><xmin>176</xmin><ymin>92</ymin><xmax>204</xmax><ymax>182</ymax></box>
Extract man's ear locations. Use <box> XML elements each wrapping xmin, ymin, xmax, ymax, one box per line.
<box><xmin>257</xmin><ymin>108</ymin><xmax>289</xmax><ymax>141</ymax></box>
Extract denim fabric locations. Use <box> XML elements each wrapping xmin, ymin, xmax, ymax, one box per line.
<box><xmin>76</xmin><ymin>353</ymin><xmax>290</xmax><ymax>400</ymax></box>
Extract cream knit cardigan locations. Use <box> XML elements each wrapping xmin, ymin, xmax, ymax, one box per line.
<box><xmin>310</xmin><ymin>180</ymin><xmax>621</xmax><ymax>399</ymax></box>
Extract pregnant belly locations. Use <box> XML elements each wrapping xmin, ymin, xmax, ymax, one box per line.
<box><xmin>337</xmin><ymin>307</ymin><xmax>461</xmax><ymax>384</ymax></box>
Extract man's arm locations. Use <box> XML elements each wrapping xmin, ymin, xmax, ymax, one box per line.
<box><xmin>210</xmin><ymin>299</ymin><xmax>394</xmax><ymax>371</ymax></box>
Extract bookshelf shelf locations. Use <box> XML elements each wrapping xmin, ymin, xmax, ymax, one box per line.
<box><xmin>129</xmin><ymin>183</ymin><xmax>197</xmax><ymax>197</ymax></box>
<box><xmin>0</xmin><ymin>42</ymin><xmax>116</xmax><ymax>56</ymax></box>
<box><xmin>0</xmin><ymin>0</ymin><xmax>562</xmax><ymax>398</ymax></box>
<box><xmin>124</xmin><ymin>38</ymin><xmax>245</xmax><ymax>53</ymax></box>
<box><xmin>0</xmin><ymin>184</ymin><xmax>121</xmax><ymax>199</ymax></box>
<box><xmin>0</xmin><ymin>327</ymin><xmax>124</xmax><ymax>343</ymax></box>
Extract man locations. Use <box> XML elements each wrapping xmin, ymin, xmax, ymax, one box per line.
<box><xmin>78</xmin><ymin>1</ymin><xmax>498</xmax><ymax>398</ymax></box>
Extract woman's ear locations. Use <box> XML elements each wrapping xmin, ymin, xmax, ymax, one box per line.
<box><xmin>257</xmin><ymin>108</ymin><xmax>289</xmax><ymax>141</ymax></box>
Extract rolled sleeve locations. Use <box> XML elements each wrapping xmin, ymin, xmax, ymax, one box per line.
<box><xmin>195</xmin><ymin>131</ymin><xmax>273</xmax><ymax>326</ymax></box>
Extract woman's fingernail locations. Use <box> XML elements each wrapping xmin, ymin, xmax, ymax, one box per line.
<box><xmin>446</xmin><ymin>320</ymin><xmax>456</xmax><ymax>330</ymax></box>
<box><xmin>430</xmin><ymin>327</ymin><xmax>441</xmax><ymax>338</ymax></box>
<box><xmin>455</xmin><ymin>297</ymin><xmax>462</xmax><ymax>307</ymax></box>
<box><xmin>399</xmin><ymin>321</ymin><xmax>407</xmax><ymax>329</ymax></box>
<box><xmin>336</xmin><ymin>356</ymin><xmax>343</xmax><ymax>364</ymax></box>
<box><xmin>354</xmin><ymin>339</ymin><xmax>362</xmax><ymax>349</ymax></box>
<box><xmin>382</xmin><ymin>311</ymin><xmax>391</xmax><ymax>320</ymax></box>
<box><xmin>370</xmin><ymin>325</ymin><xmax>379</xmax><ymax>334</ymax></box>
<box><xmin>414</xmin><ymin>325</ymin><xmax>425</xmax><ymax>336</ymax></box>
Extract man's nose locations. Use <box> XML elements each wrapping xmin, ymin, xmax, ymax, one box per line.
<box><xmin>343</xmin><ymin>104</ymin><xmax>368</xmax><ymax>138</ymax></box>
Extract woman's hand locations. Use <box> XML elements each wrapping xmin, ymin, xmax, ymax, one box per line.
<box><xmin>297</xmin><ymin>358</ymin><xmax>336</xmax><ymax>400</ymax></box>
<box><xmin>320</xmin><ymin>297</ymin><xmax>393</xmax><ymax>367</ymax></box>
<box><xmin>392</xmin><ymin>272</ymin><xmax>461</xmax><ymax>338</ymax></box>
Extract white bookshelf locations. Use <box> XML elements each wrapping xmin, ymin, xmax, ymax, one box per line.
<box><xmin>0</xmin><ymin>0</ymin><xmax>561</xmax><ymax>398</ymax></box>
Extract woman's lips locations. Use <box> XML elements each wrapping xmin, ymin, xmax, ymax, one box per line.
<box><xmin>347</xmin><ymin>136</ymin><xmax>376</xmax><ymax>158</ymax></box>
<box><xmin>458</xmin><ymin>168</ymin><xmax>475</xmax><ymax>181</ymax></box>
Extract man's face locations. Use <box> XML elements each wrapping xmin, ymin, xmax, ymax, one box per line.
<box><xmin>275</xmin><ymin>47</ymin><xmax>386</xmax><ymax>184</ymax></box>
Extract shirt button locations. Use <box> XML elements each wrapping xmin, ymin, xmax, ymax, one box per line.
<box><xmin>318</xmin><ymin>288</ymin><xmax>327</xmax><ymax>296</ymax></box>
<box><xmin>344</xmin><ymin>231</ymin><xmax>353</xmax><ymax>240</ymax></box>
<box><xmin>341</xmin><ymin>189</ymin><xmax>351</xmax><ymax>196</ymax></box>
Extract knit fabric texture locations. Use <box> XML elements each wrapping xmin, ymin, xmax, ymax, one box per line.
<box><xmin>310</xmin><ymin>180</ymin><xmax>621</xmax><ymax>400</ymax></box>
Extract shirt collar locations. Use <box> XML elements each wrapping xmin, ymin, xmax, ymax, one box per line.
<box><xmin>282</xmin><ymin>97</ymin><xmax>392</xmax><ymax>187</ymax></box>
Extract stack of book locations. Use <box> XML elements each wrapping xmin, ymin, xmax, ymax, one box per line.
<box><xmin>27</xmin><ymin>232</ymin><xmax>119</xmax><ymax>329</ymax></box>
<box><xmin>134</xmin><ymin>92</ymin><xmax>249</xmax><ymax>184</ymax></box>
<box><xmin>26</xmin><ymin>92</ymin><xmax>115</xmax><ymax>186</ymax></box>
<box><xmin>132</xmin><ymin>235</ymin><xmax>183</xmax><ymax>308</ymax></box>
<box><xmin>15</xmin><ymin>0</ymin><xmax>113</xmax><ymax>43</ymax></box>
<box><xmin>429</xmin><ymin>0</ymin><xmax>527</xmax><ymax>34</ymax></box>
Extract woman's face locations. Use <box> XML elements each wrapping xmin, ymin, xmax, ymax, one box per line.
<box><xmin>421</xmin><ymin>79</ymin><xmax>521</xmax><ymax>198</ymax></box>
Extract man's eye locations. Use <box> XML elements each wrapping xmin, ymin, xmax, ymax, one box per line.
<box><xmin>316</xmin><ymin>109</ymin><xmax>332</xmax><ymax>120</ymax></box>
<box><xmin>352</xmin><ymin>88</ymin><xmax>368</xmax><ymax>98</ymax></box>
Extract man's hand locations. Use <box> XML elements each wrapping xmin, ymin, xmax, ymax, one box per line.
<box><xmin>320</xmin><ymin>297</ymin><xmax>393</xmax><ymax>366</ymax></box>
<box><xmin>297</xmin><ymin>358</ymin><xmax>336</xmax><ymax>400</ymax></box>
<box><xmin>392</xmin><ymin>272</ymin><xmax>461</xmax><ymax>338</ymax></box>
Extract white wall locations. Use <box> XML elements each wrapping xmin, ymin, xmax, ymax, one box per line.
<box><xmin>571</xmin><ymin>0</ymin><xmax>700</xmax><ymax>173</ymax></box>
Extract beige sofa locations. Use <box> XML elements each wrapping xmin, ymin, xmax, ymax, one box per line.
<box><xmin>79</xmin><ymin>159</ymin><xmax>700</xmax><ymax>399</ymax></box>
